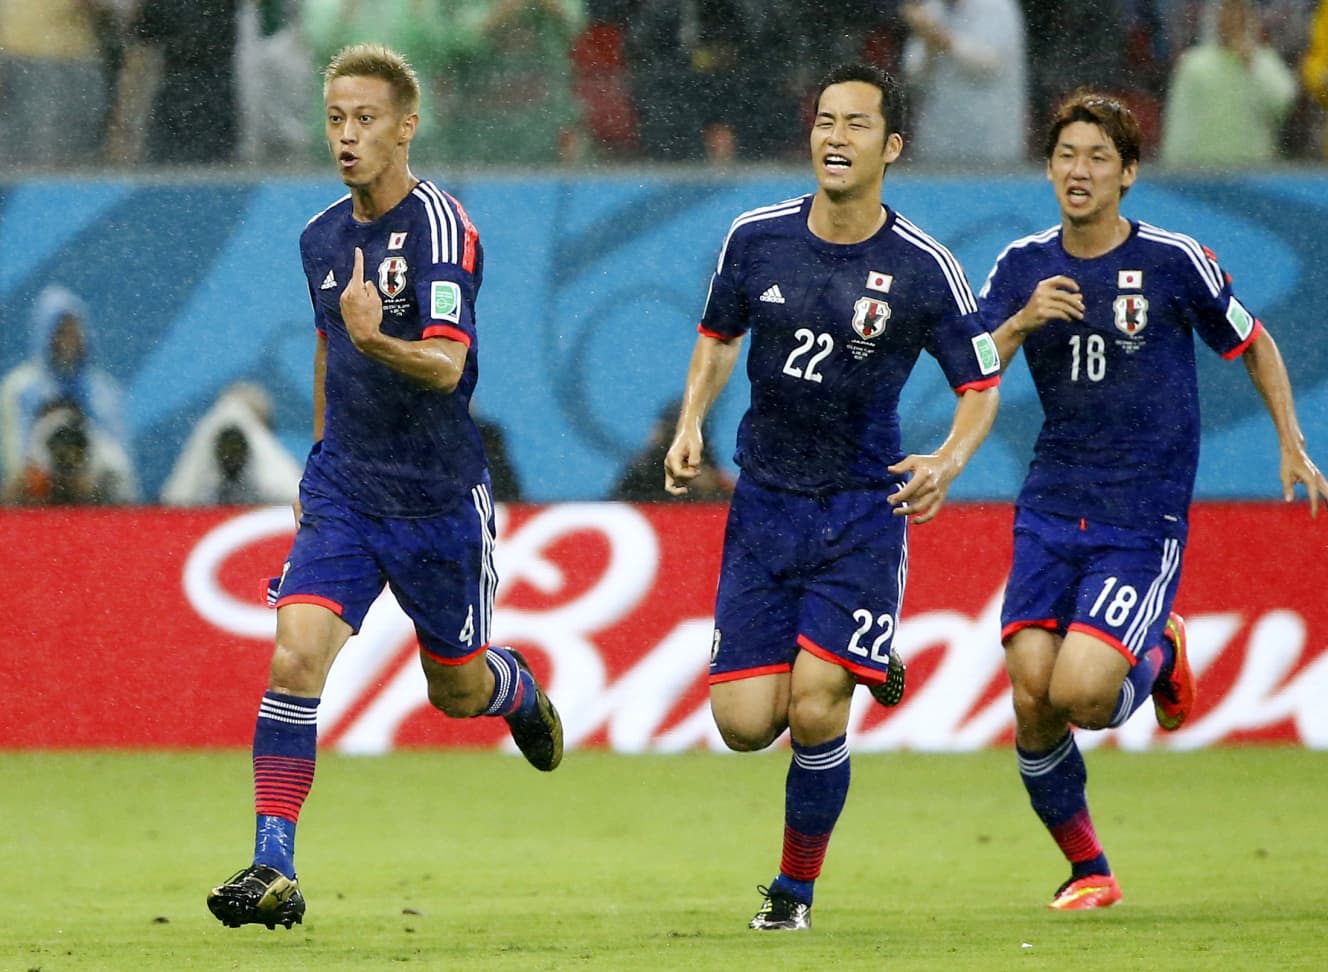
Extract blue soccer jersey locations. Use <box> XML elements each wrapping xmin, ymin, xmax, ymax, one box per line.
<box><xmin>978</xmin><ymin>220</ymin><xmax>1262</xmax><ymax>535</ymax></box>
<box><xmin>701</xmin><ymin>194</ymin><xmax>1001</xmax><ymax>493</ymax></box>
<box><xmin>298</xmin><ymin>180</ymin><xmax>487</xmax><ymax>516</ymax></box>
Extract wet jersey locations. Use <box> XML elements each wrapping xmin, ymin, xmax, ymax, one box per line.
<box><xmin>298</xmin><ymin>180</ymin><xmax>486</xmax><ymax>517</ymax></box>
<box><xmin>700</xmin><ymin>194</ymin><xmax>1000</xmax><ymax>494</ymax></box>
<box><xmin>978</xmin><ymin>219</ymin><xmax>1262</xmax><ymax>536</ymax></box>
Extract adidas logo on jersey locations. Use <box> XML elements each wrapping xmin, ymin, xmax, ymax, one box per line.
<box><xmin>760</xmin><ymin>284</ymin><xmax>785</xmax><ymax>304</ymax></box>
<box><xmin>320</xmin><ymin>270</ymin><xmax>337</xmax><ymax>290</ymax></box>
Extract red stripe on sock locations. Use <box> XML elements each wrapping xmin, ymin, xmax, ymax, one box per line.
<box><xmin>780</xmin><ymin>826</ymin><xmax>831</xmax><ymax>881</ymax></box>
<box><xmin>254</xmin><ymin>756</ymin><xmax>316</xmax><ymax>822</ymax></box>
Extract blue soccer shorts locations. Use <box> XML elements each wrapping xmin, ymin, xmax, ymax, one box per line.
<box><xmin>709</xmin><ymin>476</ymin><xmax>908</xmax><ymax>687</ymax></box>
<box><xmin>273</xmin><ymin>482</ymin><xmax>498</xmax><ymax>664</ymax></box>
<box><xmin>1001</xmin><ymin>506</ymin><xmax>1185</xmax><ymax>663</ymax></box>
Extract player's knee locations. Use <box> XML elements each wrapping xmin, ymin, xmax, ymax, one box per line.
<box><xmin>713</xmin><ymin>712</ymin><xmax>781</xmax><ymax>752</ymax></box>
<box><xmin>427</xmin><ymin>681</ymin><xmax>487</xmax><ymax>719</ymax></box>
<box><xmin>269</xmin><ymin>643</ymin><xmax>329</xmax><ymax>696</ymax></box>
<box><xmin>1048</xmin><ymin>682</ymin><xmax>1114</xmax><ymax>730</ymax></box>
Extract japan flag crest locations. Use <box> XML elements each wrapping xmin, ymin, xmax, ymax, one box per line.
<box><xmin>377</xmin><ymin>255</ymin><xmax>409</xmax><ymax>298</ymax></box>
<box><xmin>852</xmin><ymin>296</ymin><xmax>891</xmax><ymax>339</ymax></box>
<box><xmin>1113</xmin><ymin>294</ymin><xmax>1149</xmax><ymax>336</ymax></box>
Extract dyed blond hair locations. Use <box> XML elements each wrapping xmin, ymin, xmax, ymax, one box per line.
<box><xmin>323</xmin><ymin>43</ymin><xmax>420</xmax><ymax>116</ymax></box>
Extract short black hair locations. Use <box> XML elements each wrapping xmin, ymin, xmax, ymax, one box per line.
<box><xmin>816</xmin><ymin>63</ymin><xmax>906</xmax><ymax>139</ymax></box>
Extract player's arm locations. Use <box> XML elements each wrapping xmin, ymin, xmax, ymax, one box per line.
<box><xmin>340</xmin><ymin>247</ymin><xmax>468</xmax><ymax>393</ymax></box>
<box><xmin>887</xmin><ymin>384</ymin><xmax>998</xmax><ymax>524</ymax></box>
<box><xmin>665</xmin><ymin>333</ymin><xmax>741</xmax><ymax>496</ymax></box>
<box><xmin>1240</xmin><ymin>328</ymin><xmax>1328</xmax><ymax>517</ymax></box>
<box><xmin>991</xmin><ymin>274</ymin><xmax>1084</xmax><ymax>369</ymax></box>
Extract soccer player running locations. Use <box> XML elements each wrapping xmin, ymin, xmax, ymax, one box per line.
<box><xmin>207</xmin><ymin>43</ymin><xmax>563</xmax><ymax>930</ymax></box>
<box><xmin>665</xmin><ymin>63</ymin><xmax>1001</xmax><ymax>931</ymax></box>
<box><xmin>978</xmin><ymin>91</ymin><xmax>1328</xmax><ymax>911</ymax></box>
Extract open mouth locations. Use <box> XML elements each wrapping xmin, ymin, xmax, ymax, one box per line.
<box><xmin>824</xmin><ymin>154</ymin><xmax>851</xmax><ymax>173</ymax></box>
<box><xmin>339</xmin><ymin>152</ymin><xmax>358</xmax><ymax>168</ymax></box>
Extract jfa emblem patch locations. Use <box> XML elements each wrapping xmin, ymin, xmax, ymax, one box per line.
<box><xmin>852</xmin><ymin>296</ymin><xmax>891</xmax><ymax>339</ymax></box>
<box><xmin>1113</xmin><ymin>294</ymin><xmax>1149</xmax><ymax>336</ymax></box>
<box><xmin>377</xmin><ymin>256</ymin><xmax>408</xmax><ymax>298</ymax></box>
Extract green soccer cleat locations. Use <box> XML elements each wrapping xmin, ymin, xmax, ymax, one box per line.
<box><xmin>505</xmin><ymin>649</ymin><xmax>564</xmax><ymax>771</ymax></box>
<box><xmin>749</xmin><ymin>885</ymin><xmax>811</xmax><ymax>931</ymax></box>
<box><xmin>207</xmin><ymin>864</ymin><xmax>306</xmax><ymax>930</ymax></box>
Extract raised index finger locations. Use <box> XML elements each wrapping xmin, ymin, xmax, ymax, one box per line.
<box><xmin>351</xmin><ymin>247</ymin><xmax>364</xmax><ymax>282</ymax></box>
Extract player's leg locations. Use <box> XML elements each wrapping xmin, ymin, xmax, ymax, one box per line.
<box><xmin>747</xmin><ymin>651</ymin><xmax>857</xmax><ymax>931</ymax></box>
<box><xmin>1006</xmin><ymin>627</ymin><xmax>1121</xmax><ymax>910</ymax></box>
<box><xmin>393</xmin><ymin>481</ymin><xmax>562</xmax><ymax>771</ymax></box>
<box><xmin>1063</xmin><ymin>531</ymin><xmax>1188</xmax><ymax>732</ymax></box>
<box><xmin>749</xmin><ymin>487</ymin><xmax>903</xmax><ymax>931</ymax></box>
<box><xmin>708</xmin><ymin>477</ymin><xmax>800</xmax><ymax>750</ymax></box>
<box><xmin>1001</xmin><ymin>509</ymin><xmax>1120</xmax><ymax>909</ymax></box>
<box><xmin>208</xmin><ymin>494</ymin><xmax>382</xmax><ymax>929</ymax></box>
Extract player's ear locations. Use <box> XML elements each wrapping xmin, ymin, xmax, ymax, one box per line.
<box><xmin>883</xmin><ymin>131</ymin><xmax>903</xmax><ymax>165</ymax></box>
<box><xmin>1120</xmin><ymin>160</ymin><xmax>1138</xmax><ymax>192</ymax></box>
<box><xmin>399</xmin><ymin>111</ymin><xmax>419</xmax><ymax>145</ymax></box>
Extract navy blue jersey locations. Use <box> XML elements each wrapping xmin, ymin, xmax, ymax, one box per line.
<box><xmin>978</xmin><ymin>220</ymin><xmax>1262</xmax><ymax>535</ymax></box>
<box><xmin>298</xmin><ymin>180</ymin><xmax>487</xmax><ymax>516</ymax></box>
<box><xmin>701</xmin><ymin>194</ymin><xmax>1000</xmax><ymax>494</ymax></box>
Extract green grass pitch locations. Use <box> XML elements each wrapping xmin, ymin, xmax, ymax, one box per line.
<box><xmin>2</xmin><ymin>748</ymin><xmax>1326</xmax><ymax>971</ymax></box>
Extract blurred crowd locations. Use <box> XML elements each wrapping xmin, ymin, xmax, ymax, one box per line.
<box><xmin>3</xmin><ymin>0</ymin><xmax>1328</xmax><ymax>173</ymax></box>
<box><xmin>3</xmin><ymin>0</ymin><xmax>1328</xmax><ymax>509</ymax></box>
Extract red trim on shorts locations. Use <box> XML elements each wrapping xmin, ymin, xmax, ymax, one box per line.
<box><xmin>420</xmin><ymin>641</ymin><xmax>489</xmax><ymax>667</ymax></box>
<box><xmin>954</xmin><ymin>374</ymin><xmax>1001</xmax><ymax>395</ymax></box>
<box><xmin>1067</xmin><ymin>622</ymin><xmax>1137</xmax><ymax>665</ymax></box>
<box><xmin>275</xmin><ymin>593</ymin><xmax>344</xmax><ymax>615</ymax></box>
<box><xmin>795</xmin><ymin>634</ymin><xmax>882</xmax><ymax>683</ymax></box>
<box><xmin>422</xmin><ymin>323</ymin><xmax>471</xmax><ymax>345</ymax></box>
<box><xmin>697</xmin><ymin>325</ymin><xmax>734</xmax><ymax>340</ymax></box>
<box><xmin>708</xmin><ymin>662</ymin><xmax>791</xmax><ymax>685</ymax></box>
<box><xmin>1000</xmin><ymin>618</ymin><xmax>1058</xmax><ymax>643</ymax></box>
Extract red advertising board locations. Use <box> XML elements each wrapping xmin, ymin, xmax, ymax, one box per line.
<box><xmin>2</xmin><ymin>502</ymin><xmax>1324</xmax><ymax>750</ymax></box>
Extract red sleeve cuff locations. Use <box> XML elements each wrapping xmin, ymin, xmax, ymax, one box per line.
<box><xmin>423</xmin><ymin>324</ymin><xmax>471</xmax><ymax>346</ymax></box>
<box><xmin>1221</xmin><ymin>319</ymin><xmax>1264</xmax><ymax>360</ymax></box>
<box><xmin>954</xmin><ymin>374</ymin><xmax>1001</xmax><ymax>395</ymax></box>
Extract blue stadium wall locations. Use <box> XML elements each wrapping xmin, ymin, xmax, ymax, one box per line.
<box><xmin>1</xmin><ymin>171</ymin><xmax>1325</xmax><ymax>502</ymax></box>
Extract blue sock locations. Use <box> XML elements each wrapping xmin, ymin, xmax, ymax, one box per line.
<box><xmin>1018</xmin><ymin>732</ymin><xmax>1109</xmax><ymax>878</ymax></box>
<box><xmin>251</xmin><ymin>692</ymin><xmax>318</xmax><ymax>877</ymax></box>
<box><xmin>771</xmin><ymin>735</ymin><xmax>851</xmax><ymax>906</ymax></box>
<box><xmin>481</xmin><ymin>647</ymin><xmax>537</xmax><ymax>718</ymax></box>
<box><xmin>1106</xmin><ymin>644</ymin><xmax>1167</xmax><ymax>727</ymax></box>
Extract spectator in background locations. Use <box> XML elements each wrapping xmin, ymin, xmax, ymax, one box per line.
<box><xmin>441</xmin><ymin>0</ymin><xmax>588</xmax><ymax>165</ymax></box>
<box><xmin>235</xmin><ymin>0</ymin><xmax>313</xmax><ymax>164</ymax></box>
<box><xmin>627</xmin><ymin>0</ymin><xmax>802</xmax><ymax>163</ymax></box>
<box><xmin>610</xmin><ymin>399</ymin><xmax>733</xmax><ymax>501</ymax></box>
<box><xmin>105</xmin><ymin>0</ymin><xmax>241</xmax><ymax>165</ymax></box>
<box><xmin>4</xmin><ymin>401</ymin><xmax>138</xmax><ymax>505</ymax></box>
<box><xmin>159</xmin><ymin>382</ymin><xmax>303</xmax><ymax>506</ymax></box>
<box><xmin>1160</xmin><ymin>0</ymin><xmax>1298</xmax><ymax>166</ymax></box>
<box><xmin>1302</xmin><ymin>0</ymin><xmax>1328</xmax><ymax>157</ymax></box>
<box><xmin>474</xmin><ymin>412</ymin><xmax>524</xmax><ymax>501</ymax></box>
<box><xmin>901</xmin><ymin>0</ymin><xmax>1029</xmax><ymax>166</ymax></box>
<box><xmin>0</xmin><ymin>0</ymin><xmax>109</xmax><ymax>169</ymax></box>
<box><xmin>0</xmin><ymin>285</ymin><xmax>134</xmax><ymax>493</ymax></box>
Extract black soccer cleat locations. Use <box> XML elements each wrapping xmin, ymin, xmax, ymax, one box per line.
<box><xmin>868</xmin><ymin>646</ymin><xmax>907</xmax><ymax>708</ymax></box>
<box><xmin>749</xmin><ymin>884</ymin><xmax>811</xmax><ymax>931</ymax></box>
<box><xmin>505</xmin><ymin>649</ymin><xmax>564</xmax><ymax>771</ymax></box>
<box><xmin>207</xmin><ymin>864</ymin><xmax>306</xmax><ymax>930</ymax></box>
